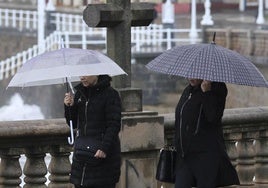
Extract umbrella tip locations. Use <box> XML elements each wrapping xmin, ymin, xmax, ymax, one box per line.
<box><xmin>211</xmin><ymin>32</ymin><xmax>216</xmax><ymax>44</ymax></box>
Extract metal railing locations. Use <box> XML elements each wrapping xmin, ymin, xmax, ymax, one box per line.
<box><xmin>0</xmin><ymin>8</ymin><xmax>37</xmax><ymax>31</ymax></box>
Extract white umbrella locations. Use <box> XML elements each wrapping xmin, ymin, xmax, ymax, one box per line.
<box><xmin>8</xmin><ymin>48</ymin><xmax>126</xmax><ymax>87</ymax></box>
<box><xmin>7</xmin><ymin>47</ymin><xmax>127</xmax><ymax>145</ymax></box>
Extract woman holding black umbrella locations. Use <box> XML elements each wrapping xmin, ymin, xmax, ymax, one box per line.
<box><xmin>174</xmin><ymin>79</ymin><xmax>240</xmax><ymax>188</ymax></box>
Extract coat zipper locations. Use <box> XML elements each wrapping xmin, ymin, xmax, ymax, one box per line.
<box><xmin>80</xmin><ymin>165</ymin><xmax>86</xmax><ymax>186</ymax></box>
<box><xmin>77</xmin><ymin>89</ymin><xmax>88</xmax><ymax>136</ymax></box>
<box><xmin>179</xmin><ymin>93</ymin><xmax>192</xmax><ymax>158</ymax></box>
<box><xmin>85</xmin><ymin>100</ymin><xmax>89</xmax><ymax>134</ymax></box>
<box><xmin>78</xmin><ymin>90</ymin><xmax>90</xmax><ymax>186</ymax></box>
<box><xmin>194</xmin><ymin>104</ymin><xmax>203</xmax><ymax>135</ymax></box>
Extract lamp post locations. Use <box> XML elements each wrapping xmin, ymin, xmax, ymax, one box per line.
<box><xmin>200</xmin><ymin>0</ymin><xmax>214</xmax><ymax>25</ymax></box>
<box><xmin>162</xmin><ymin>0</ymin><xmax>175</xmax><ymax>48</ymax></box>
<box><xmin>256</xmin><ymin>0</ymin><xmax>265</xmax><ymax>24</ymax></box>
<box><xmin>38</xmin><ymin>0</ymin><xmax>45</xmax><ymax>54</ymax></box>
<box><xmin>239</xmin><ymin>0</ymin><xmax>246</xmax><ymax>11</ymax></box>
<box><xmin>189</xmin><ymin>0</ymin><xmax>198</xmax><ymax>40</ymax></box>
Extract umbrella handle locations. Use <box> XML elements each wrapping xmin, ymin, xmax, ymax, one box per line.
<box><xmin>68</xmin><ymin>120</ymin><xmax>74</xmax><ymax>145</ymax></box>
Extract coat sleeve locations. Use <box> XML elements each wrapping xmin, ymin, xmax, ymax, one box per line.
<box><xmin>100</xmin><ymin>88</ymin><xmax>122</xmax><ymax>154</ymax></box>
<box><xmin>201</xmin><ymin>82</ymin><xmax>227</xmax><ymax>124</ymax></box>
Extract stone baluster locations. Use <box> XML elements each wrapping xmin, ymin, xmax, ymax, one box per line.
<box><xmin>0</xmin><ymin>149</ymin><xmax>22</xmax><ymax>187</ymax></box>
<box><xmin>254</xmin><ymin>129</ymin><xmax>268</xmax><ymax>188</ymax></box>
<box><xmin>236</xmin><ymin>132</ymin><xmax>256</xmax><ymax>187</ymax></box>
<box><xmin>48</xmin><ymin>146</ymin><xmax>73</xmax><ymax>188</ymax></box>
<box><xmin>23</xmin><ymin>148</ymin><xmax>47</xmax><ymax>188</ymax></box>
<box><xmin>224</xmin><ymin>132</ymin><xmax>241</xmax><ymax>167</ymax></box>
<box><xmin>157</xmin><ymin>182</ymin><xmax>174</xmax><ymax>188</ymax></box>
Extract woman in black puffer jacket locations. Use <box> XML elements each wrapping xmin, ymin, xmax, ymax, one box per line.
<box><xmin>64</xmin><ymin>75</ymin><xmax>121</xmax><ymax>188</ymax></box>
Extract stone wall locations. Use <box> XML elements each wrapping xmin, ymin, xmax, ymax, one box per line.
<box><xmin>0</xmin><ymin>28</ymin><xmax>36</xmax><ymax>61</ymax></box>
<box><xmin>204</xmin><ymin>28</ymin><xmax>268</xmax><ymax>108</ymax></box>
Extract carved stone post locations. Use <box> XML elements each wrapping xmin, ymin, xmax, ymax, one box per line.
<box><xmin>254</xmin><ymin>129</ymin><xmax>268</xmax><ymax>187</ymax></box>
<box><xmin>0</xmin><ymin>149</ymin><xmax>22</xmax><ymax>187</ymax></box>
<box><xmin>224</xmin><ymin>132</ymin><xmax>240</xmax><ymax>167</ymax></box>
<box><xmin>118</xmin><ymin>112</ymin><xmax>164</xmax><ymax>188</ymax></box>
<box><xmin>48</xmin><ymin>146</ymin><xmax>73</xmax><ymax>188</ymax></box>
<box><xmin>236</xmin><ymin>132</ymin><xmax>256</xmax><ymax>186</ymax></box>
<box><xmin>24</xmin><ymin>148</ymin><xmax>47</xmax><ymax>188</ymax></box>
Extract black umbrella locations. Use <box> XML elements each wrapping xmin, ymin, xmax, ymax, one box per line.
<box><xmin>146</xmin><ymin>33</ymin><xmax>268</xmax><ymax>87</ymax></box>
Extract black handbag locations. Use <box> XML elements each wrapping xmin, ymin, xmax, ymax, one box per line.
<box><xmin>73</xmin><ymin>136</ymin><xmax>103</xmax><ymax>166</ymax></box>
<box><xmin>156</xmin><ymin>146</ymin><xmax>177</xmax><ymax>183</ymax></box>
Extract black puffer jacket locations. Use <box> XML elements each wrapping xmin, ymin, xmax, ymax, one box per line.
<box><xmin>64</xmin><ymin>75</ymin><xmax>121</xmax><ymax>186</ymax></box>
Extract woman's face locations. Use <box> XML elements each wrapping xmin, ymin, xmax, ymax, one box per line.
<box><xmin>188</xmin><ymin>78</ymin><xmax>202</xmax><ymax>87</ymax></box>
<box><xmin>79</xmin><ymin>75</ymin><xmax>98</xmax><ymax>87</ymax></box>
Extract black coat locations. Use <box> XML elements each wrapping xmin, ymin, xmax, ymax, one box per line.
<box><xmin>64</xmin><ymin>75</ymin><xmax>121</xmax><ymax>186</ymax></box>
<box><xmin>174</xmin><ymin>82</ymin><xmax>239</xmax><ymax>187</ymax></box>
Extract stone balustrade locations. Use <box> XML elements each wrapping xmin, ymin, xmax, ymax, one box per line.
<box><xmin>0</xmin><ymin>107</ymin><xmax>267</xmax><ymax>187</ymax></box>
<box><xmin>203</xmin><ymin>27</ymin><xmax>268</xmax><ymax>65</ymax></box>
<box><xmin>0</xmin><ymin>111</ymin><xmax>164</xmax><ymax>188</ymax></box>
<box><xmin>163</xmin><ymin>106</ymin><xmax>268</xmax><ymax>188</ymax></box>
<box><xmin>0</xmin><ymin>119</ymin><xmax>73</xmax><ymax>188</ymax></box>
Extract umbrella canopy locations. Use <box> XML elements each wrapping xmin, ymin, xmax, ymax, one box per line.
<box><xmin>7</xmin><ymin>48</ymin><xmax>127</xmax><ymax>88</ymax></box>
<box><xmin>146</xmin><ymin>42</ymin><xmax>268</xmax><ymax>88</ymax></box>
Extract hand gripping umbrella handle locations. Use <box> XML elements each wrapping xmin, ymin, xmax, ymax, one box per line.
<box><xmin>68</xmin><ymin>120</ymin><xmax>74</xmax><ymax>145</ymax></box>
<box><xmin>65</xmin><ymin>77</ymin><xmax>75</xmax><ymax>145</ymax></box>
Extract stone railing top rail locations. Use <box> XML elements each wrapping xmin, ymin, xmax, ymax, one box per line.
<box><xmin>0</xmin><ymin>118</ymin><xmax>68</xmax><ymax>137</ymax></box>
<box><xmin>223</xmin><ymin>106</ymin><xmax>268</xmax><ymax>125</ymax></box>
<box><xmin>0</xmin><ymin>106</ymin><xmax>267</xmax><ymax>138</ymax></box>
<box><xmin>0</xmin><ymin>118</ymin><xmax>71</xmax><ymax>149</ymax></box>
<box><xmin>162</xmin><ymin>106</ymin><xmax>268</xmax><ymax>129</ymax></box>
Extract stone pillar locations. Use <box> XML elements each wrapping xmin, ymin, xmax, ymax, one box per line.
<box><xmin>24</xmin><ymin>148</ymin><xmax>47</xmax><ymax>188</ymax></box>
<box><xmin>48</xmin><ymin>146</ymin><xmax>73</xmax><ymax>188</ymax></box>
<box><xmin>118</xmin><ymin>111</ymin><xmax>164</xmax><ymax>188</ymax></box>
<box><xmin>254</xmin><ymin>129</ymin><xmax>268</xmax><ymax>187</ymax></box>
<box><xmin>0</xmin><ymin>150</ymin><xmax>22</xmax><ymax>187</ymax></box>
<box><xmin>118</xmin><ymin>88</ymin><xmax>143</xmax><ymax>112</ymax></box>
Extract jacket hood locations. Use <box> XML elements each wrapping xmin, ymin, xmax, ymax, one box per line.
<box><xmin>74</xmin><ymin>75</ymin><xmax>112</xmax><ymax>92</ymax></box>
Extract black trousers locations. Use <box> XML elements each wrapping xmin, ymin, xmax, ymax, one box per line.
<box><xmin>175</xmin><ymin>152</ymin><xmax>220</xmax><ymax>188</ymax></box>
<box><xmin>75</xmin><ymin>184</ymin><xmax>115</xmax><ymax>188</ymax></box>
